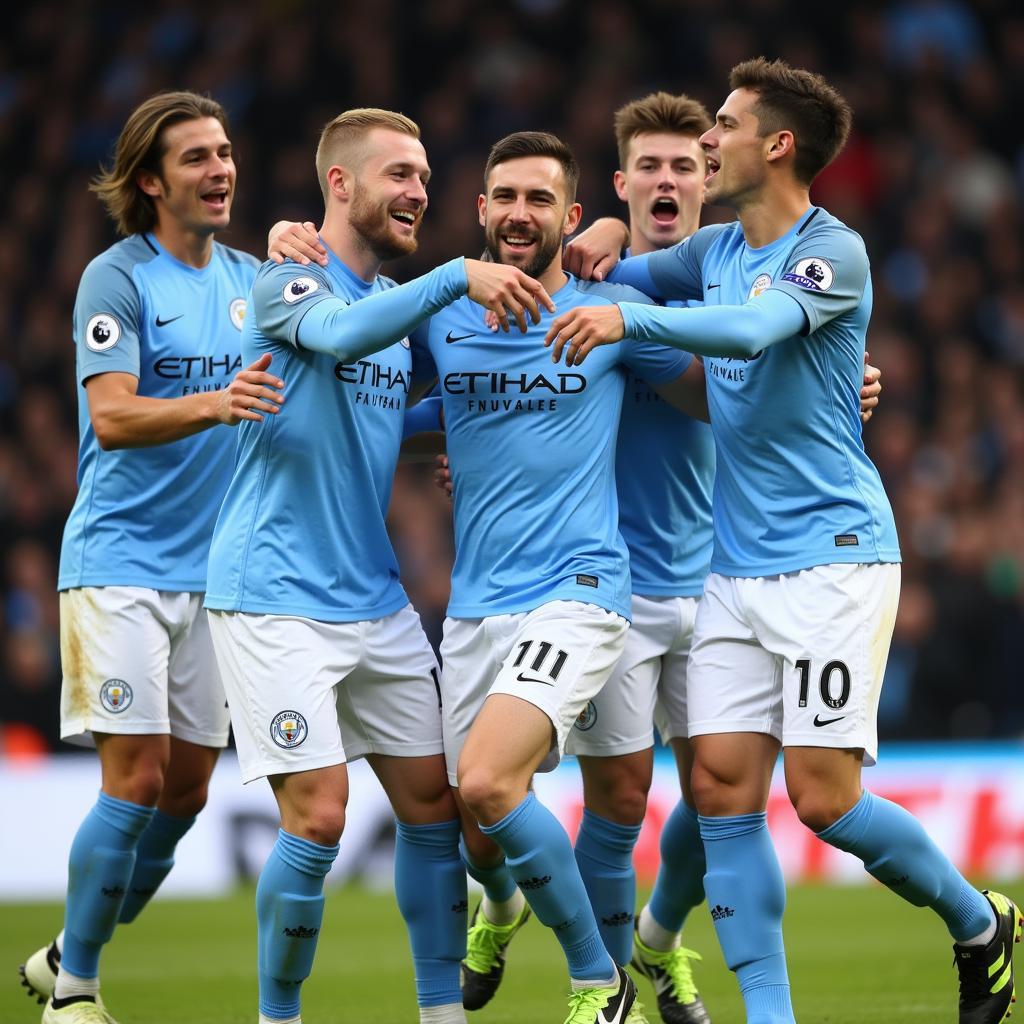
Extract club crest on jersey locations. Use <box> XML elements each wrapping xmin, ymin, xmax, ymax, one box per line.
<box><xmin>747</xmin><ymin>274</ymin><xmax>772</xmax><ymax>300</ymax></box>
<box><xmin>100</xmin><ymin>679</ymin><xmax>133</xmax><ymax>713</ymax></box>
<box><xmin>282</xmin><ymin>277</ymin><xmax>320</xmax><ymax>304</ymax></box>
<box><xmin>229</xmin><ymin>297</ymin><xmax>247</xmax><ymax>330</ymax></box>
<box><xmin>399</xmin><ymin>336</ymin><xmax>411</xmax><ymax>348</ymax></box>
<box><xmin>574</xmin><ymin>700</ymin><xmax>597</xmax><ymax>732</ymax></box>
<box><xmin>85</xmin><ymin>313</ymin><xmax>122</xmax><ymax>352</ymax></box>
<box><xmin>782</xmin><ymin>257</ymin><xmax>834</xmax><ymax>292</ymax></box>
<box><xmin>270</xmin><ymin>710</ymin><xmax>308</xmax><ymax>748</ymax></box>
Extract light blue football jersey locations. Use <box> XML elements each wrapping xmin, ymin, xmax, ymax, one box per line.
<box><xmin>58</xmin><ymin>233</ymin><xmax>258</xmax><ymax>592</ymax></box>
<box><xmin>415</xmin><ymin>274</ymin><xmax>691</xmax><ymax>620</ymax></box>
<box><xmin>634</xmin><ymin>206</ymin><xmax>900</xmax><ymax>577</ymax></box>
<box><xmin>615</xmin><ymin>283</ymin><xmax>714</xmax><ymax>597</ymax></box>
<box><xmin>205</xmin><ymin>254</ymin><xmax>421</xmax><ymax>621</ymax></box>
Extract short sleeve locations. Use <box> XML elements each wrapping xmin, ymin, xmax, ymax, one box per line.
<box><xmin>769</xmin><ymin>226</ymin><xmax>869</xmax><ymax>334</ymax></box>
<box><xmin>75</xmin><ymin>258</ymin><xmax>143</xmax><ymax>384</ymax></box>
<box><xmin>250</xmin><ymin>261</ymin><xmax>334</xmax><ymax>347</ymax></box>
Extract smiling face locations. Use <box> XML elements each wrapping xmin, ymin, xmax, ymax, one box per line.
<box><xmin>699</xmin><ymin>88</ymin><xmax>774</xmax><ymax>209</ymax></box>
<box><xmin>138</xmin><ymin>116</ymin><xmax>235</xmax><ymax>236</ymax></box>
<box><xmin>614</xmin><ymin>131</ymin><xmax>705</xmax><ymax>253</ymax></box>
<box><xmin>347</xmin><ymin>127</ymin><xmax>430</xmax><ymax>261</ymax></box>
<box><xmin>479</xmin><ymin>155</ymin><xmax>581</xmax><ymax>280</ymax></box>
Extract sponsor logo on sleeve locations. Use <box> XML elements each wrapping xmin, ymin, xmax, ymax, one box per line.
<box><xmin>282</xmin><ymin>277</ymin><xmax>320</xmax><ymax>304</ymax></box>
<box><xmin>270</xmin><ymin>710</ymin><xmax>308</xmax><ymax>748</ymax></box>
<box><xmin>99</xmin><ymin>679</ymin><xmax>133</xmax><ymax>713</ymax></box>
<box><xmin>85</xmin><ymin>313</ymin><xmax>122</xmax><ymax>352</ymax></box>
<box><xmin>782</xmin><ymin>257</ymin><xmax>835</xmax><ymax>292</ymax></box>
<box><xmin>229</xmin><ymin>297</ymin><xmax>247</xmax><ymax>329</ymax></box>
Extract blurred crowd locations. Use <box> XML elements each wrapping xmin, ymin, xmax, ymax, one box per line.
<box><xmin>1</xmin><ymin>0</ymin><xmax>1022</xmax><ymax>753</ymax></box>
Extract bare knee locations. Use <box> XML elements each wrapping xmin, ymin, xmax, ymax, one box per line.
<box><xmin>98</xmin><ymin>739</ymin><xmax>169</xmax><ymax>807</ymax></box>
<box><xmin>457</xmin><ymin>764</ymin><xmax>523</xmax><ymax>827</ymax></box>
<box><xmin>159</xmin><ymin>780</ymin><xmax>210</xmax><ymax>819</ymax></box>
<box><xmin>282</xmin><ymin>802</ymin><xmax>346</xmax><ymax>847</ymax></box>
<box><xmin>789</xmin><ymin>784</ymin><xmax>859</xmax><ymax>834</ymax></box>
<box><xmin>580</xmin><ymin>760</ymin><xmax>650</xmax><ymax>826</ymax></box>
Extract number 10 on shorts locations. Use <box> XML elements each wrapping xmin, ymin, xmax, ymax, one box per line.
<box><xmin>795</xmin><ymin>658</ymin><xmax>851</xmax><ymax>710</ymax></box>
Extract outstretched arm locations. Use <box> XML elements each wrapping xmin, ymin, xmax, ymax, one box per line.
<box><xmin>546</xmin><ymin>290</ymin><xmax>807</xmax><ymax>366</ymax></box>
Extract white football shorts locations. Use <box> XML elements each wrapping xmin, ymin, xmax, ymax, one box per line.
<box><xmin>566</xmin><ymin>593</ymin><xmax>699</xmax><ymax>757</ymax></box>
<box><xmin>687</xmin><ymin>563</ymin><xmax>901</xmax><ymax>765</ymax></box>
<box><xmin>59</xmin><ymin>586</ymin><xmax>229</xmax><ymax>748</ymax></box>
<box><xmin>439</xmin><ymin>600</ymin><xmax>629</xmax><ymax>786</ymax></box>
<box><xmin>208</xmin><ymin>604</ymin><xmax>443</xmax><ymax>783</ymax></box>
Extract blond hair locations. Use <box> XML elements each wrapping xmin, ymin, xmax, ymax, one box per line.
<box><xmin>90</xmin><ymin>91</ymin><xmax>228</xmax><ymax>236</ymax></box>
<box><xmin>315</xmin><ymin>108</ymin><xmax>420</xmax><ymax>203</ymax></box>
<box><xmin>613</xmin><ymin>92</ymin><xmax>712</xmax><ymax>169</ymax></box>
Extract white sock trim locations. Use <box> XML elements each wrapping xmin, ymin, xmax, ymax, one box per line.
<box><xmin>638</xmin><ymin>904</ymin><xmax>680</xmax><ymax>952</ymax></box>
<box><xmin>481</xmin><ymin>887</ymin><xmax>526</xmax><ymax>926</ymax></box>
<box><xmin>53</xmin><ymin>967</ymin><xmax>99</xmax><ymax>1001</ymax></box>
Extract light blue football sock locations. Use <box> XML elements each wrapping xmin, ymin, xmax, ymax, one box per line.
<box><xmin>481</xmin><ymin>793</ymin><xmax>616</xmax><ymax>984</ymax></box>
<box><xmin>459</xmin><ymin>835</ymin><xmax>518</xmax><ymax>904</ymax></box>
<box><xmin>817</xmin><ymin>790</ymin><xmax>994</xmax><ymax>942</ymax></box>
<box><xmin>395</xmin><ymin>819</ymin><xmax>466</xmax><ymax>1007</ymax></box>
<box><xmin>118</xmin><ymin>809</ymin><xmax>196</xmax><ymax>923</ymax></box>
<box><xmin>61</xmin><ymin>791</ymin><xmax>155</xmax><ymax>979</ymax></box>
<box><xmin>648</xmin><ymin>799</ymin><xmax>706</xmax><ymax>936</ymax></box>
<box><xmin>256</xmin><ymin>829</ymin><xmax>338</xmax><ymax>1021</ymax></box>
<box><xmin>700</xmin><ymin>813</ymin><xmax>795</xmax><ymax>1024</ymax></box>
<box><xmin>574</xmin><ymin>809</ymin><xmax>642</xmax><ymax>966</ymax></box>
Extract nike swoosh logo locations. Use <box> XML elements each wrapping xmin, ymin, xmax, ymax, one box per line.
<box><xmin>155</xmin><ymin>314</ymin><xmax>183</xmax><ymax>327</ymax></box>
<box><xmin>516</xmin><ymin>673</ymin><xmax>555</xmax><ymax>686</ymax></box>
<box><xmin>813</xmin><ymin>714</ymin><xmax>845</xmax><ymax>727</ymax></box>
<box><xmin>706</xmin><ymin>283</ymin><xmax>720</xmax><ymax>290</ymax></box>
<box><xmin>446</xmin><ymin>331</ymin><xmax>476</xmax><ymax>343</ymax></box>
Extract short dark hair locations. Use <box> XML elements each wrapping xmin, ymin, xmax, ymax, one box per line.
<box><xmin>484</xmin><ymin>131</ymin><xmax>580</xmax><ymax>204</ymax></box>
<box><xmin>729</xmin><ymin>57</ymin><xmax>852</xmax><ymax>185</ymax></box>
<box><xmin>613</xmin><ymin>92</ymin><xmax>712</xmax><ymax>169</ymax></box>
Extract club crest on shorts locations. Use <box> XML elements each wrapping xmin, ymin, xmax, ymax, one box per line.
<box><xmin>270</xmin><ymin>710</ymin><xmax>308</xmax><ymax>748</ymax></box>
<box><xmin>100</xmin><ymin>679</ymin><xmax>133</xmax><ymax>713</ymax></box>
<box><xmin>574</xmin><ymin>700</ymin><xmax>597</xmax><ymax>731</ymax></box>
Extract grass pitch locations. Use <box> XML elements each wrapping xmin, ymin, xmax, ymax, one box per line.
<box><xmin>4</xmin><ymin>882</ymin><xmax>1019</xmax><ymax>1023</ymax></box>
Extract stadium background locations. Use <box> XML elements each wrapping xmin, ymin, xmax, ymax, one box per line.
<box><xmin>1</xmin><ymin>3</ymin><xmax>1023</xmax><ymax>1021</ymax></box>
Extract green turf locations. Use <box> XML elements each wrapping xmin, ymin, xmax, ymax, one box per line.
<box><xmin>4</xmin><ymin>882</ymin><xmax>1020</xmax><ymax>1022</ymax></box>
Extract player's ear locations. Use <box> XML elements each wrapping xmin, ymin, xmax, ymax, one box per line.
<box><xmin>612</xmin><ymin>170</ymin><xmax>628</xmax><ymax>203</ymax></box>
<box><xmin>136</xmin><ymin>169</ymin><xmax>163</xmax><ymax>199</ymax></box>
<box><xmin>766</xmin><ymin>130</ymin><xmax>795</xmax><ymax>165</ymax></box>
<box><xmin>477</xmin><ymin>193</ymin><xmax>487</xmax><ymax>228</ymax></box>
<box><xmin>563</xmin><ymin>202</ymin><xmax>583</xmax><ymax>237</ymax></box>
<box><xmin>327</xmin><ymin>165</ymin><xmax>351</xmax><ymax>201</ymax></box>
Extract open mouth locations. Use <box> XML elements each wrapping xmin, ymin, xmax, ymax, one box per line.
<box><xmin>704</xmin><ymin>157</ymin><xmax>720</xmax><ymax>183</ymax></box>
<box><xmin>650</xmin><ymin>196</ymin><xmax>679</xmax><ymax>225</ymax></box>
<box><xmin>201</xmin><ymin>187</ymin><xmax>229</xmax><ymax>211</ymax></box>
<box><xmin>390</xmin><ymin>208</ymin><xmax>419</xmax><ymax>230</ymax></box>
<box><xmin>500</xmin><ymin>231</ymin><xmax>537</xmax><ymax>253</ymax></box>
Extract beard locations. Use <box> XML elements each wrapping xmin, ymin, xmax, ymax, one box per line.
<box><xmin>349</xmin><ymin>184</ymin><xmax>419</xmax><ymax>262</ymax></box>
<box><xmin>484</xmin><ymin>222</ymin><xmax>562</xmax><ymax>280</ymax></box>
